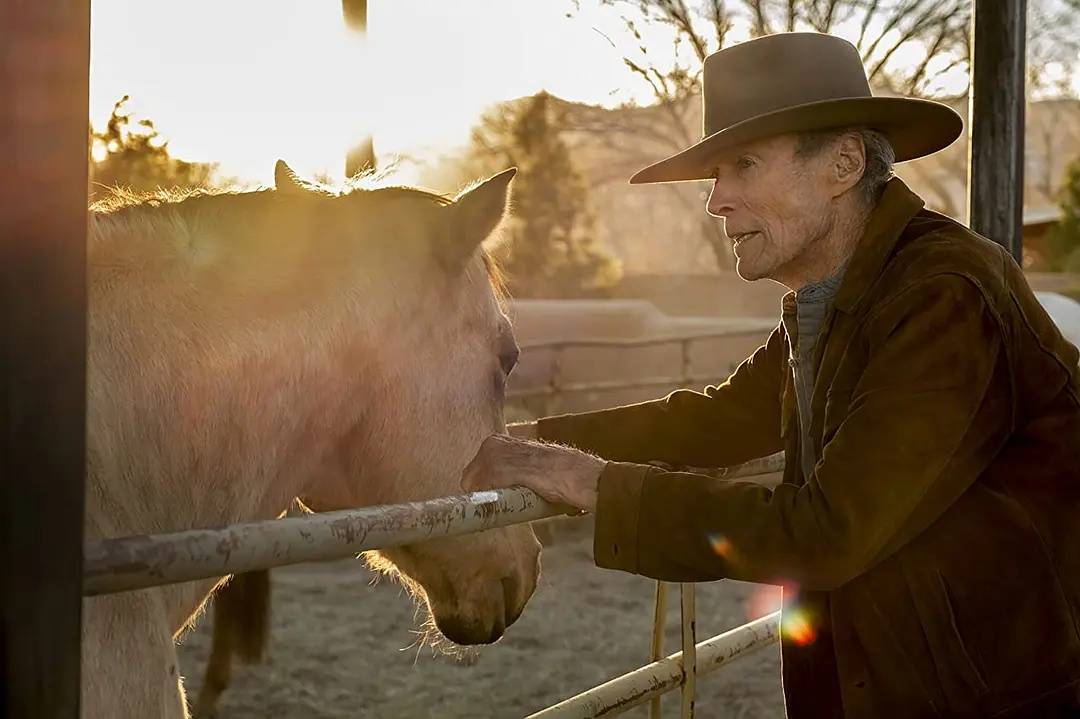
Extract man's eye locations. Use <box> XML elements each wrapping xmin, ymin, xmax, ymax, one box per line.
<box><xmin>737</xmin><ymin>156</ymin><xmax>755</xmax><ymax>170</ymax></box>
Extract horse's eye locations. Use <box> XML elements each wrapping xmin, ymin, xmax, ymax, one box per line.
<box><xmin>500</xmin><ymin>345</ymin><xmax>519</xmax><ymax>377</ymax></box>
<box><xmin>498</xmin><ymin>332</ymin><xmax>519</xmax><ymax>376</ymax></box>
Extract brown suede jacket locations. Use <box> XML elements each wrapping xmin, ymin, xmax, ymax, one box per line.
<box><xmin>537</xmin><ymin>179</ymin><xmax>1080</xmax><ymax>718</ymax></box>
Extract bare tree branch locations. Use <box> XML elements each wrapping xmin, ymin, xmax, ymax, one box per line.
<box><xmin>856</xmin><ymin>0</ymin><xmax>882</xmax><ymax>49</ymax></box>
<box><xmin>742</xmin><ymin>0</ymin><xmax>774</xmax><ymax>37</ymax></box>
<box><xmin>904</xmin><ymin>18</ymin><xmax>950</xmax><ymax>95</ymax></box>
<box><xmin>866</xmin><ymin>1</ymin><xmax>951</xmax><ymax>85</ymax></box>
<box><xmin>707</xmin><ymin>0</ymin><xmax>732</xmax><ymax>48</ymax></box>
<box><xmin>562</xmin><ymin>0</ymin><xmax>1079</xmax><ymax>270</ymax></box>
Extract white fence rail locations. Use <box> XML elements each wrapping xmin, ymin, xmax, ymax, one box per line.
<box><xmin>84</xmin><ymin>487</ymin><xmax>561</xmax><ymax>596</ymax></box>
<box><xmin>528</xmin><ymin>611</ymin><xmax>781</xmax><ymax>718</ymax></box>
<box><xmin>84</xmin><ymin>451</ymin><xmax>786</xmax><ymax>716</ymax></box>
<box><xmin>508</xmin><ymin>327</ymin><xmax>772</xmax><ymax>404</ymax></box>
<box><xmin>84</xmin><ymin>451</ymin><xmax>785</xmax><ymax>598</ymax></box>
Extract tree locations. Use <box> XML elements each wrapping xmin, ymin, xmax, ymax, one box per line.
<box><xmin>576</xmin><ymin>0</ymin><xmax>1078</xmax><ymax>102</ymax></box>
<box><xmin>468</xmin><ymin>93</ymin><xmax>622</xmax><ymax>298</ymax></box>
<box><xmin>89</xmin><ymin>96</ymin><xmax>216</xmax><ymax>197</ymax></box>
<box><xmin>567</xmin><ymin>0</ymin><xmax>1080</xmax><ymax>268</ymax></box>
<box><xmin>1046</xmin><ymin>157</ymin><xmax>1080</xmax><ymax>272</ymax></box>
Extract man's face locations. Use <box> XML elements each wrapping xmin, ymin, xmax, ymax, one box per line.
<box><xmin>706</xmin><ymin>133</ymin><xmax>836</xmax><ymax>284</ymax></box>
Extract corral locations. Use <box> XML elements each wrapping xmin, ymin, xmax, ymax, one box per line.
<box><xmin>0</xmin><ymin>2</ymin><xmax>1049</xmax><ymax>717</ymax></box>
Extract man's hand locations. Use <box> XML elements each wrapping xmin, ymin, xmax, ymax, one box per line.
<box><xmin>462</xmin><ymin>434</ymin><xmax>606</xmax><ymax>513</ymax></box>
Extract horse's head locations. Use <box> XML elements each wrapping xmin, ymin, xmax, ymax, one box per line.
<box><xmin>272</xmin><ymin>162</ymin><xmax>540</xmax><ymax>646</ymax></box>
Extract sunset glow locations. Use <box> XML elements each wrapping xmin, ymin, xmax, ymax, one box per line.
<box><xmin>90</xmin><ymin>1</ymin><xmax>642</xmax><ymax>184</ymax></box>
<box><xmin>89</xmin><ymin>1</ymin><xmax>997</xmax><ymax>187</ymax></box>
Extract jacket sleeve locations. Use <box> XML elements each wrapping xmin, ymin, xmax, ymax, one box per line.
<box><xmin>535</xmin><ymin>324</ymin><xmax>786</xmax><ymax>469</ymax></box>
<box><xmin>592</xmin><ymin>274</ymin><xmax>1012</xmax><ymax>590</ymax></box>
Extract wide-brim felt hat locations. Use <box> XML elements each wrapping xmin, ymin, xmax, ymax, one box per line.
<box><xmin>629</xmin><ymin>32</ymin><xmax>963</xmax><ymax>185</ymax></box>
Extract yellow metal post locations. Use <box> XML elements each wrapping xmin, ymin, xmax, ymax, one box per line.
<box><xmin>650</xmin><ymin>581</ymin><xmax>669</xmax><ymax>718</ymax></box>
<box><xmin>680</xmin><ymin>583</ymin><xmax>697</xmax><ymax>718</ymax></box>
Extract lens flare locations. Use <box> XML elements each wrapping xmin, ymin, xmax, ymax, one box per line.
<box><xmin>781</xmin><ymin>608</ymin><xmax>818</xmax><ymax>646</ymax></box>
<box><xmin>746</xmin><ymin>584</ymin><xmax>783</xmax><ymax>620</ymax></box>
<box><xmin>708</xmin><ymin>533</ymin><xmax>734</xmax><ymax>558</ymax></box>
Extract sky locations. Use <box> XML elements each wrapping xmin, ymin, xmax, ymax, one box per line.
<box><xmin>90</xmin><ymin>1</ymin><xmax>651</xmax><ymax>184</ymax></box>
<box><xmin>90</xmin><ymin>1</ymin><xmax>1080</xmax><ymax>186</ymax></box>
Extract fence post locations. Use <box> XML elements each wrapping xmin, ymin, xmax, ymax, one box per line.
<box><xmin>679</xmin><ymin>339</ymin><xmax>692</xmax><ymax>387</ymax></box>
<box><xmin>548</xmin><ymin>345</ymin><xmax>564</xmax><ymax>416</ymax></box>
<box><xmin>650</xmin><ymin>581</ymin><xmax>669</xmax><ymax>718</ymax></box>
<box><xmin>1</xmin><ymin>2</ymin><xmax>90</xmax><ymax>716</ymax></box>
<box><xmin>680</xmin><ymin>583</ymin><xmax>697</xmax><ymax>718</ymax></box>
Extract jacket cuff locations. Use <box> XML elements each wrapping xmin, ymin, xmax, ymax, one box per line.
<box><xmin>592</xmin><ymin>461</ymin><xmax>653</xmax><ymax>573</ymax></box>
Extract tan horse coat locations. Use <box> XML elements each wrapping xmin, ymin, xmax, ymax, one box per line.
<box><xmin>82</xmin><ymin>164</ymin><xmax>539</xmax><ymax>718</ymax></box>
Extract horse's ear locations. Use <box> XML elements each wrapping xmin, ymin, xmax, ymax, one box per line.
<box><xmin>274</xmin><ymin>159</ymin><xmax>324</xmax><ymax>197</ymax></box>
<box><xmin>441</xmin><ymin>168</ymin><xmax>516</xmax><ymax>272</ymax></box>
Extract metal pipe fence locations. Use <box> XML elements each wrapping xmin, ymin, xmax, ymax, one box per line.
<box><xmin>84</xmin><ymin>487</ymin><xmax>560</xmax><ymax>596</ymax></box>
<box><xmin>84</xmin><ymin>451</ymin><xmax>786</xmax><ymax>716</ymax></box>
<box><xmin>527</xmin><ymin>611</ymin><xmax>782</xmax><ymax>719</ymax></box>
<box><xmin>85</xmin><ymin>332</ymin><xmax>785</xmax><ymax>713</ymax></box>
<box><xmin>85</xmin><ymin>325</ymin><xmax>787</xmax><ymax>715</ymax></box>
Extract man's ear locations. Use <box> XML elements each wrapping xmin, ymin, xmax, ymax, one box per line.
<box><xmin>834</xmin><ymin>133</ymin><xmax>867</xmax><ymax>196</ymax></box>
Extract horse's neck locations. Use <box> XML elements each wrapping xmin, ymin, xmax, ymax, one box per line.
<box><xmin>86</xmin><ymin>208</ymin><xmax>381</xmax><ymax>632</ymax></box>
<box><xmin>87</xmin><ymin>301</ymin><xmax>350</xmax><ymax>543</ymax></box>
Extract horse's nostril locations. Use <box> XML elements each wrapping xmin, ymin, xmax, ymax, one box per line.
<box><xmin>501</xmin><ymin>576</ymin><xmax>515</xmax><ymax>607</ymax></box>
<box><xmin>501</xmin><ymin>576</ymin><xmax>523</xmax><ymax>626</ymax></box>
<box><xmin>489</xmin><ymin>613</ymin><xmax>507</xmax><ymax>644</ymax></box>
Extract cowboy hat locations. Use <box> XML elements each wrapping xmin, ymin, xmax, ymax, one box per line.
<box><xmin>629</xmin><ymin>32</ymin><xmax>963</xmax><ymax>185</ymax></box>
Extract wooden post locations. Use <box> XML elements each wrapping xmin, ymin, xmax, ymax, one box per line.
<box><xmin>968</xmin><ymin>0</ymin><xmax>1026</xmax><ymax>263</ymax></box>
<box><xmin>0</xmin><ymin>1</ymin><xmax>90</xmax><ymax>716</ymax></box>
<box><xmin>679</xmin><ymin>338</ymin><xmax>692</xmax><ymax>388</ymax></box>
<box><xmin>342</xmin><ymin>0</ymin><xmax>376</xmax><ymax>177</ymax></box>
<box><xmin>549</xmin><ymin>346</ymin><xmax>564</xmax><ymax>417</ymax></box>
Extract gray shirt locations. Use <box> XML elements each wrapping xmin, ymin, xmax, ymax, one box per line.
<box><xmin>781</xmin><ymin>268</ymin><xmax>846</xmax><ymax>480</ymax></box>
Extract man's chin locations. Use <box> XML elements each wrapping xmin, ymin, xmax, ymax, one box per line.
<box><xmin>734</xmin><ymin>258</ymin><xmax>764</xmax><ymax>282</ymax></box>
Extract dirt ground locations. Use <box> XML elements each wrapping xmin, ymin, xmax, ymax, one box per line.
<box><xmin>177</xmin><ymin>518</ymin><xmax>785</xmax><ymax>719</ymax></box>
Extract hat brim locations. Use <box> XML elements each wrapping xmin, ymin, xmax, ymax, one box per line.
<box><xmin>628</xmin><ymin>96</ymin><xmax>962</xmax><ymax>184</ymax></box>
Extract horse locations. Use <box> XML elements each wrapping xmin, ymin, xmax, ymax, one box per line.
<box><xmin>83</xmin><ymin>161</ymin><xmax>541</xmax><ymax>718</ymax></box>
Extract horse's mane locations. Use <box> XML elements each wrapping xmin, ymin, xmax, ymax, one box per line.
<box><xmin>89</xmin><ymin>177</ymin><xmax>454</xmax><ymax>215</ymax></box>
<box><xmin>89</xmin><ymin>185</ymin><xmax>238</xmax><ymax>214</ymax></box>
<box><xmin>88</xmin><ymin>179</ymin><xmax>508</xmax><ymax>302</ymax></box>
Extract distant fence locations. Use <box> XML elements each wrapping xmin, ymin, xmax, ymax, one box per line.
<box><xmin>84</xmin><ymin>451</ymin><xmax>786</xmax><ymax>717</ymax></box>
<box><xmin>508</xmin><ymin>328</ymin><xmax>772</xmax><ymax>415</ymax></box>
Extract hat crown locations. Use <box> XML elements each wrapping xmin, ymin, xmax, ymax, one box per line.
<box><xmin>702</xmin><ymin>33</ymin><xmax>871</xmax><ymax>138</ymax></box>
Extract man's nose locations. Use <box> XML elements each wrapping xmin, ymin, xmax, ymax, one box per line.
<box><xmin>706</xmin><ymin>177</ymin><xmax>736</xmax><ymax>218</ymax></box>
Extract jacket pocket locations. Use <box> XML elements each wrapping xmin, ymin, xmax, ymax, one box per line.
<box><xmin>899</xmin><ymin>483</ymin><xmax>1080</xmax><ymax>714</ymax></box>
<box><xmin>934</xmin><ymin>570</ymin><xmax>988</xmax><ymax>695</ymax></box>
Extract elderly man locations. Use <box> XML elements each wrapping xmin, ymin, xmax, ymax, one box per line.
<box><xmin>464</xmin><ymin>33</ymin><xmax>1080</xmax><ymax>717</ymax></box>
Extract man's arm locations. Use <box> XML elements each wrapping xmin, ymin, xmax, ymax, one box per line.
<box><xmin>530</xmin><ymin>324</ymin><xmax>788</xmax><ymax>469</ymax></box>
<box><xmin>592</xmin><ymin>275</ymin><xmax>1010</xmax><ymax>590</ymax></box>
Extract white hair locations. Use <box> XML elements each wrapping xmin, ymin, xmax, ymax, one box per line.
<box><xmin>796</xmin><ymin>127</ymin><xmax>896</xmax><ymax>205</ymax></box>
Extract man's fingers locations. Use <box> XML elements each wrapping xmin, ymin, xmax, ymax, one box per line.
<box><xmin>461</xmin><ymin>434</ymin><xmax>509</xmax><ymax>492</ymax></box>
<box><xmin>460</xmin><ymin>446</ymin><xmax>488</xmax><ymax>491</ymax></box>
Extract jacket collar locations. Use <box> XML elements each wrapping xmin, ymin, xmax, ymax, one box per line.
<box><xmin>833</xmin><ymin>177</ymin><xmax>925</xmax><ymax>313</ymax></box>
